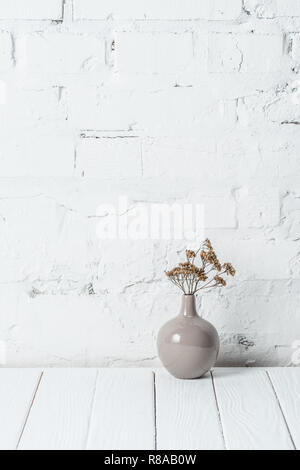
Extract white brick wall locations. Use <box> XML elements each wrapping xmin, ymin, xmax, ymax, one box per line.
<box><xmin>0</xmin><ymin>0</ymin><xmax>299</xmax><ymax>367</ymax></box>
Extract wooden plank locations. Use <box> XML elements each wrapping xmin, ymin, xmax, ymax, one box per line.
<box><xmin>155</xmin><ymin>369</ymin><xmax>224</xmax><ymax>450</ymax></box>
<box><xmin>212</xmin><ymin>368</ymin><xmax>294</xmax><ymax>450</ymax></box>
<box><xmin>0</xmin><ymin>369</ymin><xmax>41</xmax><ymax>450</ymax></box>
<box><xmin>86</xmin><ymin>369</ymin><xmax>155</xmax><ymax>450</ymax></box>
<box><xmin>268</xmin><ymin>368</ymin><xmax>300</xmax><ymax>450</ymax></box>
<box><xmin>18</xmin><ymin>368</ymin><xmax>98</xmax><ymax>450</ymax></box>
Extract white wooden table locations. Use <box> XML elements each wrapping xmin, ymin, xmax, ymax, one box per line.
<box><xmin>0</xmin><ymin>368</ymin><xmax>299</xmax><ymax>450</ymax></box>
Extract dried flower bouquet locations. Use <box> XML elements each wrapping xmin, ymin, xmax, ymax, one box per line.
<box><xmin>166</xmin><ymin>239</ymin><xmax>235</xmax><ymax>295</ymax></box>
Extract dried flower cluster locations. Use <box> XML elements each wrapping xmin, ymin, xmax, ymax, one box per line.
<box><xmin>166</xmin><ymin>239</ymin><xmax>235</xmax><ymax>295</ymax></box>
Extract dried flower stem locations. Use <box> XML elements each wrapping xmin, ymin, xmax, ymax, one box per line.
<box><xmin>166</xmin><ymin>239</ymin><xmax>235</xmax><ymax>295</ymax></box>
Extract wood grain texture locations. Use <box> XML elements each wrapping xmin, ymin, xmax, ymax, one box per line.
<box><xmin>268</xmin><ymin>368</ymin><xmax>300</xmax><ymax>449</ymax></box>
<box><xmin>86</xmin><ymin>369</ymin><xmax>155</xmax><ymax>450</ymax></box>
<box><xmin>18</xmin><ymin>368</ymin><xmax>98</xmax><ymax>450</ymax></box>
<box><xmin>0</xmin><ymin>367</ymin><xmax>298</xmax><ymax>451</ymax></box>
<box><xmin>212</xmin><ymin>368</ymin><xmax>294</xmax><ymax>450</ymax></box>
<box><xmin>0</xmin><ymin>369</ymin><xmax>41</xmax><ymax>450</ymax></box>
<box><xmin>155</xmin><ymin>369</ymin><xmax>224</xmax><ymax>450</ymax></box>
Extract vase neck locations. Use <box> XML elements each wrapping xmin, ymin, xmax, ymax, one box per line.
<box><xmin>179</xmin><ymin>295</ymin><xmax>197</xmax><ymax>318</ymax></box>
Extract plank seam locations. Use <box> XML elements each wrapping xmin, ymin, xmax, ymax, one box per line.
<box><xmin>210</xmin><ymin>371</ymin><xmax>227</xmax><ymax>450</ymax></box>
<box><xmin>16</xmin><ymin>371</ymin><xmax>44</xmax><ymax>450</ymax></box>
<box><xmin>266</xmin><ymin>370</ymin><xmax>297</xmax><ymax>450</ymax></box>
<box><xmin>153</xmin><ymin>371</ymin><xmax>157</xmax><ymax>450</ymax></box>
<box><xmin>84</xmin><ymin>369</ymin><xmax>99</xmax><ymax>450</ymax></box>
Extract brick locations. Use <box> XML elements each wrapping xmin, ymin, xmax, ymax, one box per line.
<box><xmin>0</xmin><ymin>197</ymin><xmax>67</xmax><ymax>282</ymax></box>
<box><xmin>0</xmin><ymin>87</ymin><xmax>68</xmax><ymax>129</ymax></box>
<box><xmin>116</xmin><ymin>32</ymin><xmax>194</xmax><ymax>75</ymax></box>
<box><xmin>236</xmin><ymin>186</ymin><xmax>280</xmax><ymax>228</ymax></box>
<box><xmin>244</xmin><ymin>0</ymin><xmax>276</xmax><ymax>18</ymax></box>
<box><xmin>143</xmin><ymin>138</ymin><xmax>214</xmax><ymax>179</ymax></box>
<box><xmin>94</xmin><ymin>241</ymin><xmax>166</xmax><ymax>293</ymax></box>
<box><xmin>281</xmin><ymin>192</ymin><xmax>300</xmax><ymax>240</ymax></box>
<box><xmin>0</xmin><ymin>132</ymin><xmax>74</xmax><ymax>177</ymax></box>
<box><xmin>277</xmin><ymin>0</ymin><xmax>300</xmax><ymax>16</ymax></box>
<box><xmin>208</xmin><ymin>33</ymin><xmax>282</xmax><ymax>73</ymax></box>
<box><xmin>204</xmin><ymin>280</ymin><xmax>300</xmax><ymax>344</ymax></box>
<box><xmin>213</xmin><ymin>236</ymin><xmax>299</xmax><ymax>281</ymax></box>
<box><xmin>0</xmin><ymin>286</ymin><xmax>19</xmax><ymax>333</ymax></box>
<box><xmin>279</xmin><ymin>150</ymin><xmax>300</xmax><ymax>185</ymax></box>
<box><xmin>23</xmin><ymin>33</ymin><xmax>105</xmax><ymax>83</ymax></box>
<box><xmin>234</xmin><ymin>240</ymin><xmax>299</xmax><ymax>279</ymax></box>
<box><xmin>70</xmin><ymin>87</ymin><xmax>227</xmax><ymax>136</ymax></box>
<box><xmin>238</xmin><ymin>34</ymin><xmax>283</xmax><ymax>73</ymax></box>
<box><xmin>74</xmin><ymin>0</ymin><xmax>242</xmax><ymax>20</ymax></box>
<box><xmin>0</xmin><ymin>31</ymin><xmax>13</xmax><ymax>71</ymax></box>
<box><xmin>245</xmin><ymin>0</ymin><xmax>300</xmax><ymax>18</ymax></box>
<box><xmin>188</xmin><ymin>192</ymin><xmax>236</xmax><ymax>229</ymax></box>
<box><xmin>76</xmin><ymin>137</ymin><xmax>142</xmax><ymax>178</ymax></box>
<box><xmin>266</xmin><ymin>92</ymin><xmax>300</xmax><ymax>124</ymax></box>
<box><xmin>208</xmin><ymin>34</ymin><xmax>242</xmax><ymax>73</ymax></box>
<box><xmin>0</xmin><ymin>0</ymin><xmax>63</xmax><ymax>20</ymax></box>
<box><xmin>69</xmin><ymin>87</ymin><xmax>138</xmax><ymax>131</ymax></box>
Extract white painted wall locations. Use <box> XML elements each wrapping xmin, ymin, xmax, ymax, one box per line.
<box><xmin>0</xmin><ymin>0</ymin><xmax>299</xmax><ymax>367</ymax></box>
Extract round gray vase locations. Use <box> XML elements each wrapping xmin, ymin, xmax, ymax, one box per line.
<box><xmin>157</xmin><ymin>294</ymin><xmax>219</xmax><ymax>379</ymax></box>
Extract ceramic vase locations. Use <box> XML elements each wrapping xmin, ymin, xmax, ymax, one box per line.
<box><xmin>157</xmin><ymin>294</ymin><xmax>219</xmax><ymax>379</ymax></box>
